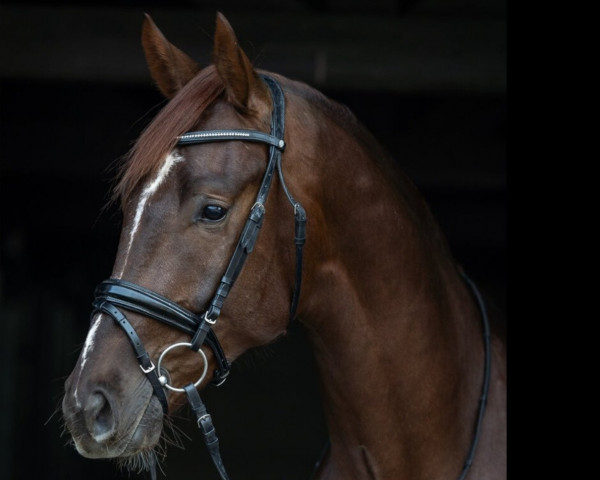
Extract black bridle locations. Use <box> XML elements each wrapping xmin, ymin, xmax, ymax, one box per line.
<box><xmin>92</xmin><ymin>75</ymin><xmax>305</xmax><ymax>480</ymax></box>
<box><xmin>89</xmin><ymin>74</ymin><xmax>491</xmax><ymax>480</ymax></box>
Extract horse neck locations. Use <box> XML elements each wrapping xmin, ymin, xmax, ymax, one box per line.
<box><xmin>292</xmin><ymin>96</ymin><xmax>485</xmax><ymax>478</ymax></box>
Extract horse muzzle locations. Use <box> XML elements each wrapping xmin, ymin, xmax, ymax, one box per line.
<box><xmin>62</xmin><ymin>369</ymin><xmax>163</xmax><ymax>459</ymax></box>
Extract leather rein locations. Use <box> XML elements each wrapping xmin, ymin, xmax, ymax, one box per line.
<box><xmin>89</xmin><ymin>74</ymin><xmax>490</xmax><ymax>480</ymax></box>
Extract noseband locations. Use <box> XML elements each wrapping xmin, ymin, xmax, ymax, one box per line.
<box><xmin>91</xmin><ymin>75</ymin><xmax>305</xmax><ymax>480</ymax></box>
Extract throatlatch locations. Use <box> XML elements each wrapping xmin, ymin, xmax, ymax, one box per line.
<box><xmin>91</xmin><ymin>75</ymin><xmax>304</xmax><ymax>480</ymax></box>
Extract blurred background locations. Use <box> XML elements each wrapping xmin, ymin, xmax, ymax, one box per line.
<box><xmin>0</xmin><ymin>1</ymin><xmax>506</xmax><ymax>479</ymax></box>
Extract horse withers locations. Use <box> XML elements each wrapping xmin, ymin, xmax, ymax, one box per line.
<box><xmin>62</xmin><ymin>13</ymin><xmax>506</xmax><ymax>480</ymax></box>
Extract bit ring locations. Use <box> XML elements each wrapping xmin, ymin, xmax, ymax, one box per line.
<box><xmin>156</xmin><ymin>342</ymin><xmax>208</xmax><ymax>392</ymax></box>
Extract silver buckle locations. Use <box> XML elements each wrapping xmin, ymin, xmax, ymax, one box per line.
<box><xmin>140</xmin><ymin>362</ymin><xmax>156</xmax><ymax>374</ymax></box>
<box><xmin>204</xmin><ymin>311</ymin><xmax>218</xmax><ymax>325</ymax></box>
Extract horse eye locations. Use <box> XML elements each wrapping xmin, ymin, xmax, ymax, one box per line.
<box><xmin>201</xmin><ymin>205</ymin><xmax>228</xmax><ymax>222</ymax></box>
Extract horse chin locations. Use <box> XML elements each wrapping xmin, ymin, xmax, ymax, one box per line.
<box><xmin>114</xmin><ymin>448</ymin><xmax>160</xmax><ymax>476</ymax></box>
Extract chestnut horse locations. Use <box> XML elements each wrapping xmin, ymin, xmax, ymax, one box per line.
<box><xmin>62</xmin><ymin>13</ymin><xmax>506</xmax><ymax>480</ymax></box>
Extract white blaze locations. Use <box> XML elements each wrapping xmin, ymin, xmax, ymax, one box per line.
<box><xmin>116</xmin><ymin>150</ymin><xmax>184</xmax><ymax>278</ymax></box>
<box><xmin>73</xmin><ymin>151</ymin><xmax>184</xmax><ymax>403</ymax></box>
<box><xmin>73</xmin><ymin>312</ymin><xmax>102</xmax><ymax>406</ymax></box>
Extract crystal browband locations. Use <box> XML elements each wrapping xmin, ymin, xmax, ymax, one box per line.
<box><xmin>177</xmin><ymin>129</ymin><xmax>285</xmax><ymax>150</ymax></box>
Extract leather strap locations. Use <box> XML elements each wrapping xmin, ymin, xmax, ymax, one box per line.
<box><xmin>95</xmin><ymin>280</ymin><xmax>198</xmax><ymax>332</ymax></box>
<box><xmin>289</xmin><ymin>204</ymin><xmax>306</xmax><ymax>322</ymax></box>
<box><xmin>92</xmin><ymin>301</ymin><xmax>169</xmax><ymax>414</ymax></box>
<box><xmin>184</xmin><ymin>383</ymin><xmax>230</xmax><ymax>480</ymax></box>
<box><xmin>178</xmin><ymin>129</ymin><xmax>285</xmax><ymax>150</ymax></box>
<box><xmin>176</xmin><ymin>74</ymin><xmax>300</xmax><ymax>330</ymax></box>
<box><xmin>94</xmin><ymin>279</ymin><xmax>232</xmax><ymax>386</ymax></box>
<box><xmin>456</xmin><ymin>270</ymin><xmax>491</xmax><ymax>480</ymax></box>
<box><xmin>181</xmin><ymin>75</ymin><xmax>304</xmax><ymax>326</ymax></box>
<box><xmin>275</xmin><ymin>152</ymin><xmax>306</xmax><ymax>323</ymax></box>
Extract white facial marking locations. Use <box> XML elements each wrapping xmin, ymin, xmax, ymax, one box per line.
<box><xmin>72</xmin><ymin>152</ymin><xmax>184</xmax><ymax>404</ymax></box>
<box><xmin>73</xmin><ymin>312</ymin><xmax>103</xmax><ymax>406</ymax></box>
<box><xmin>116</xmin><ymin>150</ymin><xmax>184</xmax><ymax>278</ymax></box>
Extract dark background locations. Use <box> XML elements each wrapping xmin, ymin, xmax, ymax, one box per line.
<box><xmin>0</xmin><ymin>1</ymin><xmax>506</xmax><ymax>479</ymax></box>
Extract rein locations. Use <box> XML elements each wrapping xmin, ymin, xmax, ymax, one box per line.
<box><xmin>92</xmin><ymin>75</ymin><xmax>305</xmax><ymax>480</ymax></box>
<box><xmin>457</xmin><ymin>270</ymin><xmax>491</xmax><ymax>480</ymax></box>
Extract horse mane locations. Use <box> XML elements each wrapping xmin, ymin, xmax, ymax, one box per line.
<box><xmin>283</xmin><ymin>78</ymin><xmax>405</xmax><ymax>182</ymax></box>
<box><xmin>284</xmin><ymin>78</ymin><xmax>421</xmax><ymax>203</ymax></box>
<box><xmin>281</xmin><ymin>77</ymin><xmax>451</xmax><ymax>254</ymax></box>
<box><xmin>114</xmin><ymin>65</ymin><xmax>225</xmax><ymax>206</ymax></box>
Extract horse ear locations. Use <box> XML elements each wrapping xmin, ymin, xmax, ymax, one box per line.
<box><xmin>141</xmin><ymin>13</ymin><xmax>200</xmax><ymax>99</ymax></box>
<box><xmin>213</xmin><ymin>12</ymin><xmax>269</xmax><ymax>112</ymax></box>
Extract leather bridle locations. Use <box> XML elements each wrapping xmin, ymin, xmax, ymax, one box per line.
<box><xmin>88</xmin><ymin>74</ymin><xmax>491</xmax><ymax>480</ymax></box>
<box><xmin>91</xmin><ymin>75</ymin><xmax>305</xmax><ymax>480</ymax></box>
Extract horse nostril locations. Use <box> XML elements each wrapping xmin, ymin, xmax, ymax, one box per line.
<box><xmin>85</xmin><ymin>391</ymin><xmax>116</xmax><ymax>442</ymax></box>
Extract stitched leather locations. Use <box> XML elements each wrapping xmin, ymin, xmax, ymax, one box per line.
<box><xmin>184</xmin><ymin>383</ymin><xmax>230</xmax><ymax>480</ymax></box>
<box><xmin>95</xmin><ymin>279</ymin><xmax>198</xmax><ymax>332</ymax></box>
<box><xmin>178</xmin><ymin>129</ymin><xmax>285</xmax><ymax>150</ymax></box>
<box><xmin>94</xmin><ymin>280</ymin><xmax>231</xmax><ymax>386</ymax></box>
<box><xmin>92</xmin><ymin>300</ymin><xmax>169</xmax><ymax>414</ymax></box>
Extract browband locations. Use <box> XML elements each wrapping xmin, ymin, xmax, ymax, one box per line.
<box><xmin>177</xmin><ymin>130</ymin><xmax>285</xmax><ymax>150</ymax></box>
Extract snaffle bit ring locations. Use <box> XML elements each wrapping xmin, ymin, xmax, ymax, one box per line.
<box><xmin>156</xmin><ymin>342</ymin><xmax>208</xmax><ymax>392</ymax></box>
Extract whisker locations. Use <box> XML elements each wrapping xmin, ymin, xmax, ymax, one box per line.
<box><xmin>161</xmin><ymin>415</ymin><xmax>190</xmax><ymax>450</ymax></box>
<box><xmin>44</xmin><ymin>403</ymin><xmax>62</xmax><ymax>426</ymax></box>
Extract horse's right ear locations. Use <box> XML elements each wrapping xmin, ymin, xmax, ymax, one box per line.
<box><xmin>141</xmin><ymin>13</ymin><xmax>200</xmax><ymax>99</ymax></box>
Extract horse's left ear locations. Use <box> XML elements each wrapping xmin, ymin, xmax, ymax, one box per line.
<box><xmin>213</xmin><ymin>12</ymin><xmax>269</xmax><ymax>113</ymax></box>
<box><xmin>141</xmin><ymin>13</ymin><xmax>200</xmax><ymax>99</ymax></box>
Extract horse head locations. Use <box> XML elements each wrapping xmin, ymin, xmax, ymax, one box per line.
<box><xmin>62</xmin><ymin>13</ymin><xmax>303</xmax><ymax>470</ymax></box>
